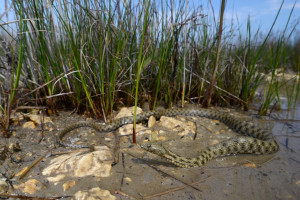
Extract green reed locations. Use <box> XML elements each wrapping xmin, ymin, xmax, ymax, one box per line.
<box><xmin>0</xmin><ymin>0</ymin><xmax>298</xmax><ymax>127</ymax></box>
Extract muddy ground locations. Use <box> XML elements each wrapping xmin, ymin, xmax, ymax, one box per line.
<box><xmin>0</xmin><ymin>105</ymin><xmax>299</xmax><ymax>200</ymax></box>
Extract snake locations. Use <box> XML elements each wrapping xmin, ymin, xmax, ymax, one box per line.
<box><xmin>57</xmin><ymin>107</ymin><xmax>279</xmax><ymax>167</ymax></box>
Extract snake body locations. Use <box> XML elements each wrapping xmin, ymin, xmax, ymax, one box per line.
<box><xmin>57</xmin><ymin>108</ymin><xmax>279</xmax><ymax>167</ymax></box>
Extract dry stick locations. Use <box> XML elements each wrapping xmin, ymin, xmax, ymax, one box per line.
<box><xmin>147</xmin><ymin>165</ymin><xmax>203</xmax><ymax>193</ymax></box>
<box><xmin>188</xmin><ymin>118</ymin><xmax>212</xmax><ymax>140</ymax></box>
<box><xmin>0</xmin><ymin>0</ymin><xmax>14</xmax><ymax>20</ymax></box>
<box><xmin>38</xmin><ymin>109</ymin><xmax>46</xmax><ymax>144</ymax></box>
<box><xmin>120</xmin><ymin>153</ymin><xmax>125</xmax><ymax>187</ymax></box>
<box><xmin>0</xmin><ymin>193</ymin><xmax>72</xmax><ymax>199</ymax></box>
<box><xmin>17</xmin><ymin>149</ymin><xmax>52</xmax><ymax>180</ymax></box>
<box><xmin>114</xmin><ymin>190</ymin><xmax>137</xmax><ymax>200</ymax></box>
<box><xmin>127</xmin><ymin>152</ymin><xmax>204</xmax><ymax>193</ymax></box>
<box><xmin>23</xmin><ymin>69</ymin><xmax>75</xmax><ymax>97</ymax></box>
<box><xmin>143</xmin><ymin>176</ymin><xmax>211</xmax><ymax>199</ymax></box>
<box><xmin>185</xmin><ymin>68</ymin><xmax>247</xmax><ymax>104</ymax></box>
<box><xmin>204</xmin><ymin>0</ymin><xmax>226</xmax><ymax>107</ymax></box>
<box><xmin>127</xmin><ymin>153</ymin><xmax>208</xmax><ymax>198</ymax></box>
<box><xmin>15</xmin><ymin>106</ymin><xmax>48</xmax><ymax>110</ymax></box>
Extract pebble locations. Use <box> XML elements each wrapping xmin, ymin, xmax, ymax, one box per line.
<box><xmin>0</xmin><ymin>179</ymin><xmax>8</xmax><ymax>194</ymax></box>
<box><xmin>148</xmin><ymin>116</ymin><xmax>156</xmax><ymax>128</ymax></box>
<box><xmin>74</xmin><ymin>187</ymin><xmax>116</xmax><ymax>200</ymax></box>
<box><xmin>63</xmin><ymin>180</ymin><xmax>76</xmax><ymax>191</ymax></box>
<box><xmin>22</xmin><ymin>121</ymin><xmax>36</xmax><ymax>129</ymax></box>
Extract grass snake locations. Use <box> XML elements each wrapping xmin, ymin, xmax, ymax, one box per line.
<box><xmin>57</xmin><ymin>108</ymin><xmax>279</xmax><ymax>167</ymax></box>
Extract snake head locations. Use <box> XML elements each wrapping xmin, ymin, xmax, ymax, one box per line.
<box><xmin>140</xmin><ymin>142</ymin><xmax>168</xmax><ymax>157</ymax></box>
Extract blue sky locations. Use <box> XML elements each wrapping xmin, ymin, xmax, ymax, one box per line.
<box><xmin>1</xmin><ymin>0</ymin><xmax>299</xmax><ymax>39</ymax></box>
<box><xmin>210</xmin><ymin>0</ymin><xmax>300</xmax><ymax>36</ymax></box>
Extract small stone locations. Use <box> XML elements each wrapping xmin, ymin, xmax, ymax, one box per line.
<box><xmin>118</xmin><ymin>124</ymin><xmax>146</xmax><ymax>136</ymax></box>
<box><xmin>124</xmin><ymin>177</ymin><xmax>132</xmax><ymax>182</ymax></box>
<box><xmin>0</xmin><ymin>179</ymin><xmax>8</xmax><ymax>194</ymax></box>
<box><xmin>63</xmin><ymin>180</ymin><xmax>76</xmax><ymax>191</ymax></box>
<box><xmin>210</xmin><ymin>140</ymin><xmax>219</xmax><ymax>145</ymax></box>
<box><xmin>26</xmin><ymin>152</ymin><xmax>33</xmax><ymax>156</ymax></box>
<box><xmin>12</xmin><ymin>154</ymin><xmax>22</xmax><ymax>162</ymax></box>
<box><xmin>23</xmin><ymin>179</ymin><xmax>42</xmax><ymax>194</ymax></box>
<box><xmin>13</xmin><ymin>121</ymin><xmax>20</xmax><ymax>125</ymax></box>
<box><xmin>22</xmin><ymin>121</ymin><xmax>36</xmax><ymax>129</ymax></box>
<box><xmin>148</xmin><ymin>116</ymin><xmax>156</xmax><ymax>128</ymax></box>
<box><xmin>179</xmin><ymin>117</ymin><xmax>186</xmax><ymax>121</ymax></box>
<box><xmin>107</xmin><ymin>132</ymin><xmax>115</xmax><ymax>137</ymax></box>
<box><xmin>0</xmin><ymin>146</ymin><xmax>7</xmax><ymax>160</ymax></box>
<box><xmin>12</xmin><ymin>131</ymin><xmax>17</xmax><ymax>136</ymax></box>
<box><xmin>47</xmin><ymin>109</ymin><xmax>53</xmax><ymax>115</ymax></box>
<box><xmin>158</xmin><ymin>136</ymin><xmax>166</xmax><ymax>141</ymax></box>
<box><xmin>213</xmin><ymin>120</ymin><xmax>220</xmax><ymax>124</ymax></box>
<box><xmin>214</xmin><ymin>131</ymin><xmax>220</xmax><ymax>135</ymax></box>
<box><xmin>187</xmin><ymin>121</ymin><xmax>194</xmax><ymax>126</ymax></box>
<box><xmin>159</xmin><ymin>116</ymin><xmax>180</xmax><ymax>129</ymax></box>
<box><xmin>114</xmin><ymin>107</ymin><xmax>143</xmax><ymax>119</ymax></box>
<box><xmin>74</xmin><ymin>187</ymin><xmax>116</xmax><ymax>200</ymax></box>
<box><xmin>10</xmin><ymin>112</ymin><xmax>24</xmax><ymax>122</ymax></box>
<box><xmin>8</xmin><ymin>143</ymin><xmax>14</xmax><ymax>150</ymax></box>
<box><xmin>244</xmin><ymin>162</ymin><xmax>257</xmax><ymax>168</ymax></box>
<box><xmin>42</xmin><ymin>146</ymin><xmax>113</xmax><ymax>179</ymax></box>
<box><xmin>120</xmin><ymin>136</ymin><xmax>129</xmax><ymax>143</ymax></box>
<box><xmin>47</xmin><ymin>175</ymin><xmax>66</xmax><ymax>183</ymax></box>
<box><xmin>27</xmin><ymin>114</ymin><xmax>53</xmax><ymax>125</ymax></box>
<box><xmin>29</xmin><ymin>109</ymin><xmax>39</xmax><ymax>114</ymax></box>
<box><xmin>147</xmin><ymin>131</ymin><xmax>157</xmax><ymax>142</ymax></box>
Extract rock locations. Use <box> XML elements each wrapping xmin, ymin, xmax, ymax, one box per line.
<box><xmin>210</xmin><ymin>140</ymin><xmax>219</xmax><ymax>145</ymax></box>
<box><xmin>214</xmin><ymin>131</ymin><xmax>220</xmax><ymax>135</ymax></box>
<box><xmin>74</xmin><ymin>187</ymin><xmax>116</xmax><ymax>200</ymax></box>
<box><xmin>158</xmin><ymin>136</ymin><xmax>166</xmax><ymax>141</ymax></box>
<box><xmin>27</xmin><ymin>114</ymin><xmax>53</xmax><ymax>125</ymax></box>
<box><xmin>0</xmin><ymin>146</ymin><xmax>8</xmax><ymax>161</ymax></box>
<box><xmin>63</xmin><ymin>180</ymin><xmax>76</xmax><ymax>191</ymax></box>
<box><xmin>148</xmin><ymin>116</ymin><xmax>156</xmax><ymax>128</ymax></box>
<box><xmin>47</xmin><ymin>174</ymin><xmax>66</xmax><ymax>184</ymax></box>
<box><xmin>15</xmin><ymin>179</ymin><xmax>42</xmax><ymax>195</ymax></box>
<box><xmin>22</xmin><ymin>121</ymin><xmax>36</xmax><ymax>129</ymax></box>
<box><xmin>158</xmin><ymin>116</ymin><xmax>195</xmax><ymax>136</ymax></box>
<box><xmin>152</xmin><ymin>130</ymin><xmax>159</xmax><ymax>140</ymax></box>
<box><xmin>8</xmin><ymin>142</ymin><xmax>21</xmax><ymax>151</ymax></box>
<box><xmin>10</xmin><ymin>112</ymin><xmax>24</xmax><ymax>123</ymax></box>
<box><xmin>244</xmin><ymin>162</ymin><xmax>257</xmax><ymax>168</ymax></box>
<box><xmin>0</xmin><ymin>179</ymin><xmax>8</xmax><ymax>194</ymax></box>
<box><xmin>29</xmin><ymin>109</ymin><xmax>39</xmax><ymax>114</ymax></box>
<box><xmin>118</xmin><ymin>124</ymin><xmax>150</xmax><ymax>136</ymax></box>
<box><xmin>114</xmin><ymin>106</ymin><xmax>143</xmax><ymax>119</ymax></box>
<box><xmin>42</xmin><ymin>146</ymin><xmax>113</xmax><ymax>180</ymax></box>
<box><xmin>124</xmin><ymin>177</ymin><xmax>132</xmax><ymax>182</ymax></box>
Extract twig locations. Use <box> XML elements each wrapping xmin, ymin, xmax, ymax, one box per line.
<box><xmin>17</xmin><ymin>149</ymin><xmax>52</xmax><ymax>180</ymax></box>
<box><xmin>142</xmin><ymin>176</ymin><xmax>211</xmax><ymax>199</ymax></box>
<box><xmin>147</xmin><ymin>165</ymin><xmax>203</xmax><ymax>193</ymax></box>
<box><xmin>15</xmin><ymin>106</ymin><xmax>48</xmax><ymax>110</ymax></box>
<box><xmin>0</xmin><ymin>193</ymin><xmax>72</xmax><ymax>199</ymax></box>
<box><xmin>114</xmin><ymin>190</ymin><xmax>138</xmax><ymax>200</ymax></box>
<box><xmin>120</xmin><ymin>153</ymin><xmax>125</xmax><ymax>187</ymax></box>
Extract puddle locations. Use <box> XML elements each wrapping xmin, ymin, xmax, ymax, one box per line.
<box><xmin>0</xmin><ymin>105</ymin><xmax>299</xmax><ymax>199</ymax></box>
